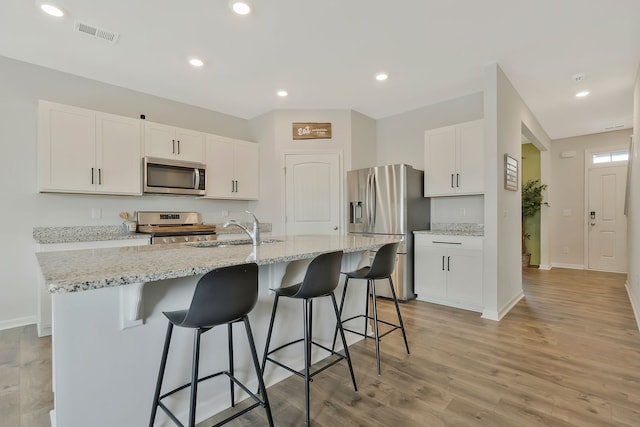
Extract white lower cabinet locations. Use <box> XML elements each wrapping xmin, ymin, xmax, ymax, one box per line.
<box><xmin>35</xmin><ymin>237</ymin><xmax>149</xmax><ymax>337</ymax></box>
<box><xmin>414</xmin><ymin>233</ymin><xmax>483</xmax><ymax>312</ymax></box>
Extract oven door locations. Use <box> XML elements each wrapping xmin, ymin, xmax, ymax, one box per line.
<box><xmin>143</xmin><ymin>157</ymin><xmax>206</xmax><ymax>196</ymax></box>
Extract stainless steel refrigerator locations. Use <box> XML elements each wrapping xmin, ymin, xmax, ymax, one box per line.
<box><xmin>347</xmin><ymin>164</ymin><xmax>430</xmax><ymax>301</ymax></box>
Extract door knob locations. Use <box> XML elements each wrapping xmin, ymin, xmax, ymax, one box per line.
<box><xmin>333</xmin><ymin>226</ymin><xmax>338</xmax><ymax>230</ymax></box>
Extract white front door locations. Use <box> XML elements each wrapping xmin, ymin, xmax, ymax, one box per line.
<box><xmin>284</xmin><ymin>152</ymin><xmax>341</xmax><ymax>236</ymax></box>
<box><xmin>587</xmin><ymin>164</ymin><xmax>628</xmax><ymax>272</ymax></box>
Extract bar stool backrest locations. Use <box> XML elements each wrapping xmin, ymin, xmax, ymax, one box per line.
<box><xmin>294</xmin><ymin>251</ymin><xmax>343</xmax><ymax>299</ymax></box>
<box><xmin>367</xmin><ymin>242</ymin><xmax>399</xmax><ymax>278</ymax></box>
<box><xmin>177</xmin><ymin>263</ymin><xmax>259</xmax><ymax>328</ymax></box>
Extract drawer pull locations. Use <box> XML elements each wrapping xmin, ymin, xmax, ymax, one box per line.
<box><xmin>431</xmin><ymin>241</ymin><xmax>462</xmax><ymax>245</ymax></box>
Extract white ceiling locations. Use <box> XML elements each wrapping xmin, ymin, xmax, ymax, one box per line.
<box><xmin>2</xmin><ymin>0</ymin><xmax>639</xmax><ymax>139</ymax></box>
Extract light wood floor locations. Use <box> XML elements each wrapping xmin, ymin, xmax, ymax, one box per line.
<box><xmin>2</xmin><ymin>268</ymin><xmax>640</xmax><ymax>426</ymax></box>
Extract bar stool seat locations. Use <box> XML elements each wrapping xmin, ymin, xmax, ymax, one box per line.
<box><xmin>149</xmin><ymin>263</ymin><xmax>273</xmax><ymax>427</ymax></box>
<box><xmin>333</xmin><ymin>242</ymin><xmax>410</xmax><ymax>375</ymax></box>
<box><xmin>261</xmin><ymin>251</ymin><xmax>357</xmax><ymax>426</ymax></box>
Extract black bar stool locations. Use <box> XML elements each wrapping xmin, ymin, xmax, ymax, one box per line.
<box><xmin>149</xmin><ymin>263</ymin><xmax>274</xmax><ymax>427</ymax></box>
<box><xmin>261</xmin><ymin>251</ymin><xmax>357</xmax><ymax>426</ymax></box>
<box><xmin>332</xmin><ymin>242</ymin><xmax>409</xmax><ymax>375</ymax></box>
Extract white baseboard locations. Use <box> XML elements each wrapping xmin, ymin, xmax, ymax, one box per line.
<box><xmin>625</xmin><ymin>280</ymin><xmax>640</xmax><ymax>332</ymax></box>
<box><xmin>482</xmin><ymin>290</ymin><xmax>524</xmax><ymax>322</ymax></box>
<box><xmin>551</xmin><ymin>262</ymin><xmax>585</xmax><ymax>270</ymax></box>
<box><xmin>0</xmin><ymin>316</ymin><xmax>37</xmax><ymax>331</ymax></box>
<box><xmin>538</xmin><ymin>264</ymin><xmax>552</xmax><ymax>270</ymax></box>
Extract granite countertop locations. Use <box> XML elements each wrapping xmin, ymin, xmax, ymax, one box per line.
<box><xmin>33</xmin><ymin>223</ymin><xmax>273</xmax><ymax>244</ymax></box>
<box><xmin>414</xmin><ymin>230</ymin><xmax>484</xmax><ymax>237</ymax></box>
<box><xmin>414</xmin><ymin>222</ymin><xmax>484</xmax><ymax>237</ymax></box>
<box><xmin>36</xmin><ymin>234</ymin><xmax>398</xmax><ymax>294</ymax></box>
<box><xmin>33</xmin><ymin>226</ymin><xmax>150</xmax><ymax>244</ymax></box>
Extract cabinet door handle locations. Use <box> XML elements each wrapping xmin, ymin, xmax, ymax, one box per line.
<box><xmin>451</xmin><ymin>174</ymin><xmax>454</xmax><ymax>188</ymax></box>
<box><xmin>172</xmin><ymin>139</ymin><xmax>176</xmax><ymax>154</ymax></box>
<box><xmin>98</xmin><ymin>168</ymin><xmax>102</xmax><ymax>185</ymax></box>
<box><xmin>231</xmin><ymin>180</ymin><xmax>235</xmax><ymax>192</ymax></box>
<box><xmin>456</xmin><ymin>173</ymin><xmax>460</xmax><ymax>188</ymax></box>
<box><xmin>442</xmin><ymin>255</ymin><xmax>445</xmax><ymax>271</ymax></box>
<box><xmin>177</xmin><ymin>140</ymin><xmax>180</xmax><ymax>155</ymax></box>
<box><xmin>91</xmin><ymin>168</ymin><xmax>94</xmax><ymax>184</ymax></box>
<box><xmin>447</xmin><ymin>256</ymin><xmax>451</xmax><ymax>271</ymax></box>
<box><xmin>235</xmin><ymin>180</ymin><xmax>238</xmax><ymax>193</ymax></box>
<box><xmin>432</xmin><ymin>241</ymin><xmax>462</xmax><ymax>245</ymax></box>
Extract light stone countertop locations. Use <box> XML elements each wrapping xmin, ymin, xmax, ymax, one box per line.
<box><xmin>414</xmin><ymin>230</ymin><xmax>484</xmax><ymax>237</ymax></box>
<box><xmin>33</xmin><ymin>223</ymin><xmax>273</xmax><ymax>244</ymax></box>
<box><xmin>414</xmin><ymin>222</ymin><xmax>484</xmax><ymax>237</ymax></box>
<box><xmin>36</xmin><ymin>234</ymin><xmax>399</xmax><ymax>294</ymax></box>
<box><xmin>33</xmin><ymin>226</ymin><xmax>150</xmax><ymax>244</ymax></box>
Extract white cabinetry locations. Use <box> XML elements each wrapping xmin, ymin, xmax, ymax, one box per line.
<box><xmin>38</xmin><ymin>101</ymin><xmax>142</xmax><ymax>195</ymax></box>
<box><xmin>414</xmin><ymin>233</ymin><xmax>483</xmax><ymax>312</ymax></box>
<box><xmin>424</xmin><ymin>119</ymin><xmax>484</xmax><ymax>196</ymax></box>
<box><xmin>205</xmin><ymin>135</ymin><xmax>259</xmax><ymax>200</ymax></box>
<box><xmin>36</xmin><ymin>237</ymin><xmax>149</xmax><ymax>337</ymax></box>
<box><xmin>144</xmin><ymin>121</ymin><xmax>204</xmax><ymax>163</ymax></box>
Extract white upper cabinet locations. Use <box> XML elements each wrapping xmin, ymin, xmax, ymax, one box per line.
<box><xmin>424</xmin><ymin>119</ymin><xmax>484</xmax><ymax>196</ymax></box>
<box><xmin>205</xmin><ymin>135</ymin><xmax>259</xmax><ymax>200</ymax></box>
<box><xmin>144</xmin><ymin>122</ymin><xmax>204</xmax><ymax>163</ymax></box>
<box><xmin>38</xmin><ymin>101</ymin><xmax>142</xmax><ymax>195</ymax></box>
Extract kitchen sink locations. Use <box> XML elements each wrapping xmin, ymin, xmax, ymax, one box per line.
<box><xmin>187</xmin><ymin>239</ymin><xmax>283</xmax><ymax>248</ymax></box>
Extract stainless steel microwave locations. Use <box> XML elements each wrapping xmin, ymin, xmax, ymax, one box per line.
<box><xmin>143</xmin><ymin>157</ymin><xmax>206</xmax><ymax>196</ymax></box>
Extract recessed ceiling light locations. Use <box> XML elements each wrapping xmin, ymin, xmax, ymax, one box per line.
<box><xmin>277</xmin><ymin>90</ymin><xmax>288</xmax><ymax>97</ymax></box>
<box><xmin>189</xmin><ymin>58</ymin><xmax>204</xmax><ymax>67</ymax></box>
<box><xmin>576</xmin><ymin>91</ymin><xmax>590</xmax><ymax>98</ymax></box>
<box><xmin>40</xmin><ymin>3</ymin><xmax>65</xmax><ymax>17</ymax></box>
<box><xmin>231</xmin><ymin>1</ymin><xmax>252</xmax><ymax>15</ymax></box>
<box><xmin>375</xmin><ymin>72</ymin><xmax>388</xmax><ymax>81</ymax></box>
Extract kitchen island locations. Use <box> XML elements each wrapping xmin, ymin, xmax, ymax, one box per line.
<box><xmin>36</xmin><ymin>234</ymin><xmax>398</xmax><ymax>427</ymax></box>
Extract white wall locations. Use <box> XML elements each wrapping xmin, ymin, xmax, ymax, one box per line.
<box><xmin>483</xmin><ymin>64</ymin><xmax>551</xmax><ymax>320</ymax></box>
<box><xmin>0</xmin><ymin>56</ymin><xmax>255</xmax><ymax>329</ymax></box>
<box><xmin>549</xmin><ymin>129</ymin><xmax>633</xmax><ymax>269</ymax></box>
<box><xmin>350</xmin><ymin>110</ymin><xmax>377</xmax><ymax>170</ymax></box>
<box><xmin>376</xmin><ymin>92</ymin><xmax>484</xmax><ymax>168</ymax></box>
<box><xmin>628</xmin><ymin>65</ymin><xmax>640</xmax><ymax>329</ymax></box>
<box><xmin>249</xmin><ymin>109</ymin><xmax>359</xmax><ymax>235</ymax></box>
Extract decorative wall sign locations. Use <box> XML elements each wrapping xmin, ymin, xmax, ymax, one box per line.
<box><xmin>292</xmin><ymin>122</ymin><xmax>332</xmax><ymax>140</ymax></box>
<box><xmin>504</xmin><ymin>154</ymin><xmax>518</xmax><ymax>191</ymax></box>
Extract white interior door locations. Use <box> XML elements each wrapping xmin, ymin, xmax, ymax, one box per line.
<box><xmin>284</xmin><ymin>152</ymin><xmax>341</xmax><ymax>236</ymax></box>
<box><xmin>588</xmin><ymin>165</ymin><xmax>627</xmax><ymax>272</ymax></box>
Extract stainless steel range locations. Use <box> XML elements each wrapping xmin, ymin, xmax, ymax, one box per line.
<box><xmin>136</xmin><ymin>211</ymin><xmax>217</xmax><ymax>245</ymax></box>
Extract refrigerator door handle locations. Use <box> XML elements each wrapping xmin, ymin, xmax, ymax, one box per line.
<box><xmin>370</xmin><ymin>172</ymin><xmax>377</xmax><ymax>230</ymax></box>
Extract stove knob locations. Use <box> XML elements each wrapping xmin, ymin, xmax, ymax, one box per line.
<box><xmin>197</xmin><ymin>236</ymin><xmax>203</xmax><ymax>241</ymax></box>
<box><xmin>162</xmin><ymin>238</ymin><xmax>168</xmax><ymax>244</ymax></box>
<box><xmin>184</xmin><ymin>236</ymin><xmax>189</xmax><ymax>242</ymax></box>
<box><xmin>171</xmin><ymin>237</ymin><xmax>177</xmax><ymax>243</ymax></box>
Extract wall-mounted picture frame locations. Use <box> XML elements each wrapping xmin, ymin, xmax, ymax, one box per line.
<box><xmin>292</xmin><ymin>122</ymin><xmax>332</xmax><ymax>140</ymax></box>
<box><xmin>504</xmin><ymin>154</ymin><xmax>518</xmax><ymax>191</ymax></box>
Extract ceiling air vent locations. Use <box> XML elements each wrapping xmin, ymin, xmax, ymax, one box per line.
<box><xmin>74</xmin><ymin>21</ymin><xmax>119</xmax><ymax>44</ymax></box>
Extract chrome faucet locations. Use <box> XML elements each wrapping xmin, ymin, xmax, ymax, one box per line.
<box><xmin>223</xmin><ymin>211</ymin><xmax>261</xmax><ymax>246</ymax></box>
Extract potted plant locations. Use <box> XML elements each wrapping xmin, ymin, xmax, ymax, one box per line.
<box><xmin>522</xmin><ymin>179</ymin><xmax>547</xmax><ymax>267</ymax></box>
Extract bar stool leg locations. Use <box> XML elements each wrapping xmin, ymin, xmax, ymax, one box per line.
<box><xmin>364</xmin><ymin>280</ymin><xmax>371</xmax><ymax>338</ymax></box>
<box><xmin>331</xmin><ymin>277</ymin><xmax>350</xmax><ymax>351</ymax></box>
<box><xmin>188</xmin><ymin>329</ymin><xmax>202</xmax><ymax>427</ymax></box>
<box><xmin>242</xmin><ymin>316</ymin><xmax>275</xmax><ymax>427</ymax></box>
<box><xmin>330</xmin><ymin>292</ymin><xmax>358</xmax><ymax>391</ymax></box>
<box><xmin>261</xmin><ymin>294</ymin><xmax>280</xmax><ymax>379</ymax></box>
<box><xmin>388</xmin><ymin>277</ymin><xmax>410</xmax><ymax>354</ymax></box>
<box><xmin>228</xmin><ymin>323</ymin><xmax>235</xmax><ymax>406</ymax></box>
<box><xmin>303</xmin><ymin>299</ymin><xmax>311</xmax><ymax>426</ymax></box>
<box><xmin>370</xmin><ymin>279</ymin><xmax>382</xmax><ymax>376</ymax></box>
<box><xmin>149</xmin><ymin>322</ymin><xmax>173</xmax><ymax>427</ymax></box>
